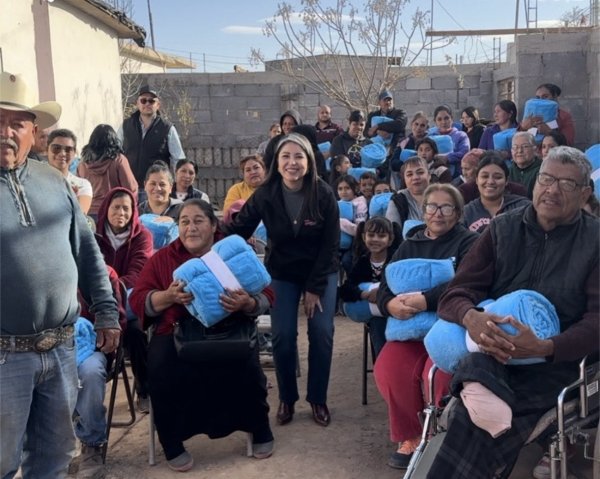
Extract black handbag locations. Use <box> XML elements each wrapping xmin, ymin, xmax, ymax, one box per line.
<box><xmin>173</xmin><ymin>315</ymin><xmax>257</xmax><ymax>363</ymax></box>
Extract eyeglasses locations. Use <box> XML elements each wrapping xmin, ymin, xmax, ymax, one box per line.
<box><xmin>537</xmin><ymin>172</ymin><xmax>585</xmax><ymax>192</ymax></box>
<box><xmin>139</xmin><ymin>98</ymin><xmax>157</xmax><ymax>105</ymax></box>
<box><xmin>424</xmin><ymin>203</ymin><xmax>456</xmax><ymax>216</ymax></box>
<box><xmin>49</xmin><ymin>144</ymin><xmax>76</xmax><ymax>155</ymax></box>
<box><xmin>511</xmin><ymin>144</ymin><xmax>534</xmax><ymax>152</ymax></box>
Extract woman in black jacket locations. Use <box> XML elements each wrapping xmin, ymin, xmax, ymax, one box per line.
<box><xmin>374</xmin><ymin>183</ymin><xmax>479</xmax><ymax>469</ymax></box>
<box><xmin>227</xmin><ymin>133</ymin><xmax>340</xmax><ymax>428</ymax></box>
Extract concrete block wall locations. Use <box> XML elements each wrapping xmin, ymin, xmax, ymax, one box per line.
<box><xmin>123</xmin><ymin>28</ymin><xmax>598</xmax><ymax>206</ymax></box>
<box><xmin>515</xmin><ymin>30</ymin><xmax>599</xmax><ymax>149</ymax></box>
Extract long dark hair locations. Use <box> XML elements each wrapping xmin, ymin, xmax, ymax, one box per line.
<box><xmin>81</xmin><ymin>124</ymin><xmax>123</xmax><ymax>163</ymax></box>
<box><xmin>265</xmin><ymin>133</ymin><xmax>322</xmax><ymax>221</ymax></box>
<box><xmin>495</xmin><ymin>100</ymin><xmax>518</xmax><ymax>125</ymax></box>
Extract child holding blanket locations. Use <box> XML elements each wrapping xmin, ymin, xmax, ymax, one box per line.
<box><xmin>373</xmin><ymin>184</ymin><xmax>478</xmax><ymax>469</ymax></box>
<box><xmin>335</xmin><ymin>175</ymin><xmax>368</xmax><ymax>274</ymax></box>
<box><xmin>339</xmin><ymin>217</ymin><xmax>395</xmax><ymax>357</ymax></box>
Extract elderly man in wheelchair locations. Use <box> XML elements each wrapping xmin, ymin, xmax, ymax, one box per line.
<box><xmin>414</xmin><ymin>147</ymin><xmax>598</xmax><ymax>479</ymax></box>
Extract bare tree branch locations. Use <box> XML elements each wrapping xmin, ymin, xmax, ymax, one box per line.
<box><xmin>251</xmin><ymin>0</ymin><xmax>454</xmax><ymax>112</ymax></box>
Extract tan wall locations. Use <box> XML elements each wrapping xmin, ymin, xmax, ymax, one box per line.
<box><xmin>0</xmin><ymin>2</ymin><xmax>42</xmax><ymax>100</ymax></box>
<box><xmin>48</xmin><ymin>2</ymin><xmax>123</xmax><ymax>144</ymax></box>
<box><xmin>0</xmin><ymin>1</ymin><xmax>124</xmax><ymax>146</ymax></box>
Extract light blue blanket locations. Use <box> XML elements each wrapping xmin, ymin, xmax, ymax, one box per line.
<box><xmin>369</xmin><ymin>192</ymin><xmax>392</xmax><ymax>218</ymax></box>
<box><xmin>173</xmin><ymin>235</ymin><xmax>271</xmax><ymax>327</ymax></box>
<box><xmin>361</xmin><ymin>143</ymin><xmax>387</xmax><ymax>167</ymax></box>
<box><xmin>338</xmin><ymin>200</ymin><xmax>354</xmax><ymax>250</ymax></box>
<box><xmin>75</xmin><ymin>317</ymin><xmax>96</xmax><ymax>367</ymax></box>
<box><xmin>424</xmin><ymin>289</ymin><xmax>560</xmax><ymax>373</ymax></box>
<box><xmin>139</xmin><ymin>213</ymin><xmax>179</xmax><ymax>250</ymax></box>
<box><xmin>343</xmin><ymin>282</ymin><xmax>383</xmax><ymax>323</ymax></box>
<box><xmin>384</xmin><ymin>258</ymin><xmax>455</xmax><ymax>341</ymax></box>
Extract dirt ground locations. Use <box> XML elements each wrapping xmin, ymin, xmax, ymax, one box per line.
<box><xmin>101</xmin><ymin>314</ymin><xmax>596</xmax><ymax>479</ymax></box>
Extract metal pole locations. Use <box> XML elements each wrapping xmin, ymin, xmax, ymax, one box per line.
<box><xmin>430</xmin><ymin>0</ymin><xmax>434</xmax><ymax>66</ymax></box>
<box><xmin>146</xmin><ymin>0</ymin><xmax>156</xmax><ymax>49</ymax></box>
<box><xmin>514</xmin><ymin>0</ymin><xmax>520</xmax><ymax>43</ymax></box>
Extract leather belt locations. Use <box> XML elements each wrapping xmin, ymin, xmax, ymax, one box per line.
<box><xmin>0</xmin><ymin>325</ymin><xmax>75</xmax><ymax>353</ymax></box>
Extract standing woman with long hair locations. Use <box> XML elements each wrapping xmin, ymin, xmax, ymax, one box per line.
<box><xmin>78</xmin><ymin>124</ymin><xmax>138</xmax><ymax>218</ymax></box>
<box><xmin>226</xmin><ymin>133</ymin><xmax>340</xmax><ymax>428</ymax></box>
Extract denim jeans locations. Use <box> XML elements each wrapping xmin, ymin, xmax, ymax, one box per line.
<box><xmin>270</xmin><ymin>273</ymin><xmax>337</xmax><ymax>405</ymax></box>
<box><xmin>0</xmin><ymin>339</ymin><xmax>78</xmax><ymax>479</ymax></box>
<box><xmin>74</xmin><ymin>351</ymin><xmax>107</xmax><ymax>446</ymax></box>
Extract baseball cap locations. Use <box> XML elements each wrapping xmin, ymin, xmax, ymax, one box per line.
<box><xmin>378</xmin><ymin>90</ymin><xmax>393</xmax><ymax>101</ymax></box>
<box><xmin>138</xmin><ymin>85</ymin><xmax>158</xmax><ymax>98</ymax></box>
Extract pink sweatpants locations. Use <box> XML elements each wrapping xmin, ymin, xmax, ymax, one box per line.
<box><xmin>374</xmin><ymin>340</ymin><xmax>451</xmax><ymax>442</ymax></box>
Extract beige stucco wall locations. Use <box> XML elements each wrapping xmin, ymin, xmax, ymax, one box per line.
<box><xmin>48</xmin><ymin>2</ymin><xmax>123</xmax><ymax>144</ymax></box>
<box><xmin>0</xmin><ymin>2</ymin><xmax>41</xmax><ymax>99</ymax></box>
<box><xmin>0</xmin><ymin>1</ymin><xmax>124</xmax><ymax>145</ymax></box>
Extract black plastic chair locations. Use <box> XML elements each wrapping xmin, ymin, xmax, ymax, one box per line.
<box><xmin>102</xmin><ymin>280</ymin><xmax>136</xmax><ymax>464</ymax></box>
<box><xmin>361</xmin><ymin>323</ymin><xmax>376</xmax><ymax>405</ymax></box>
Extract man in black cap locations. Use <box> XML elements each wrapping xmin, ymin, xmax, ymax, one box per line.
<box><xmin>119</xmin><ymin>86</ymin><xmax>185</xmax><ymax>195</ymax></box>
<box><xmin>365</xmin><ymin>89</ymin><xmax>407</xmax><ymax>179</ymax></box>
<box><xmin>365</xmin><ymin>89</ymin><xmax>407</xmax><ymax>149</ymax></box>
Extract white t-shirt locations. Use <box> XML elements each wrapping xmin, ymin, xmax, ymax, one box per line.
<box><xmin>66</xmin><ymin>172</ymin><xmax>93</xmax><ymax>198</ymax></box>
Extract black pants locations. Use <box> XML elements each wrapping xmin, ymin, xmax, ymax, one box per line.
<box><xmin>123</xmin><ymin>319</ymin><xmax>148</xmax><ymax>397</ymax></box>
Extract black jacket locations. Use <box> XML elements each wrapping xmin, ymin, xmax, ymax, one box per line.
<box><xmin>330</xmin><ymin>132</ymin><xmax>371</xmax><ymax>167</ymax></box>
<box><xmin>122</xmin><ymin>111</ymin><xmax>173</xmax><ymax>186</ymax></box>
<box><xmin>227</xmin><ymin>178</ymin><xmax>340</xmax><ymax>295</ymax></box>
<box><xmin>376</xmin><ymin>223</ymin><xmax>478</xmax><ymax>316</ymax></box>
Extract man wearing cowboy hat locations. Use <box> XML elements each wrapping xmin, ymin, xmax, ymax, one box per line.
<box><xmin>119</xmin><ymin>85</ymin><xmax>185</xmax><ymax>191</ymax></box>
<box><xmin>0</xmin><ymin>71</ymin><xmax>120</xmax><ymax>479</ymax></box>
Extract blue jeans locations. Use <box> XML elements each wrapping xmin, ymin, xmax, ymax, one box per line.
<box><xmin>0</xmin><ymin>339</ymin><xmax>78</xmax><ymax>479</ymax></box>
<box><xmin>74</xmin><ymin>352</ymin><xmax>107</xmax><ymax>446</ymax></box>
<box><xmin>271</xmin><ymin>273</ymin><xmax>337</xmax><ymax>405</ymax></box>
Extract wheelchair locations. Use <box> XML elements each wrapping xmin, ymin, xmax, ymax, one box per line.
<box><xmin>403</xmin><ymin>357</ymin><xmax>600</xmax><ymax>479</ymax></box>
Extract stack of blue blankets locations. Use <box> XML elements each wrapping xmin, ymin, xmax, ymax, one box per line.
<box><xmin>342</xmin><ymin>282</ymin><xmax>383</xmax><ymax>323</ymax></box>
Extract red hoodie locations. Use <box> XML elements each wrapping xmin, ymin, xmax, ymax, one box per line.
<box><xmin>95</xmin><ymin>187</ymin><xmax>153</xmax><ymax>289</ymax></box>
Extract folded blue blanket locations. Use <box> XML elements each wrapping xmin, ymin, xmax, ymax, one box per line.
<box><xmin>343</xmin><ymin>282</ymin><xmax>383</xmax><ymax>323</ymax></box>
<box><xmin>318</xmin><ymin>141</ymin><xmax>331</xmax><ymax>154</ymax></box>
<box><xmin>361</xmin><ymin>143</ymin><xmax>387</xmax><ymax>167</ymax></box>
<box><xmin>338</xmin><ymin>200</ymin><xmax>354</xmax><ymax>250</ymax></box>
<box><xmin>173</xmin><ymin>235</ymin><xmax>271</xmax><ymax>327</ymax></box>
<box><xmin>524</xmin><ymin>98</ymin><xmax>559</xmax><ymax>143</ymax></box>
<box><xmin>493</xmin><ymin>128</ymin><xmax>517</xmax><ymax>151</ymax></box>
<box><xmin>429</xmin><ymin>135</ymin><xmax>453</xmax><ymax>154</ymax></box>
<box><xmin>75</xmin><ymin>317</ymin><xmax>97</xmax><ymax>367</ymax></box>
<box><xmin>139</xmin><ymin>214</ymin><xmax>179</xmax><ymax>250</ymax></box>
<box><xmin>424</xmin><ymin>289</ymin><xmax>560</xmax><ymax>373</ymax></box>
<box><xmin>369</xmin><ymin>192</ymin><xmax>392</xmax><ymax>218</ymax></box>
<box><xmin>400</xmin><ymin>148</ymin><xmax>417</xmax><ymax>163</ymax></box>
<box><xmin>384</xmin><ymin>258</ymin><xmax>455</xmax><ymax>341</ymax></box>
<box><xmin>348</xmin><ymin>167</ymin><xmax>376</xmax><ymax>181</ymax></box>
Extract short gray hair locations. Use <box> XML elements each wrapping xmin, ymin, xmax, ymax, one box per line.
<box><xmin>545</xmin><ymin>146</ymin><xmax>592</xmax><ymax>186</ymax></box>
<box><xmin>512</xmin><ymin>131</ymin><xmax>536</xmax><ymax>146</ymax></box>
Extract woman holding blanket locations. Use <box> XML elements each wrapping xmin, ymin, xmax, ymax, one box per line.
<box><xmin>227</xmin><ymin>133</ymin><xmax>340</xmax><ymax>428</ymax></box>
<box><xmin>374</xmin><ymin>184</ymin><xmax>478</xmax><ymax>469</ymax></box>
<box><xmin>130</xmin><ymin>199</ymin><xmax>275</xmax><ymax>472</ymax></box>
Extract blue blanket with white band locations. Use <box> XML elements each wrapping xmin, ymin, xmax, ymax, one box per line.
<box><xmin>173</xmin><ymin>235</ymin><xmax>271</xmax><ymax>327</ymax></box>
<box><xmin>424</xmin><ymin>289</ymin><xmax>560</xmax><ymax>373</ymax></box>
<box><xmin>343</xmin><ymin>282</ymin><xmax>383</xmax><ymax>323</ymax></box>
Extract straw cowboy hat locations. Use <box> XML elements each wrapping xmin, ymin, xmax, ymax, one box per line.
<box><xmin>0</xmin><ymin>72</ymin><xmax>61</xmax><ymax>129</ymax></box>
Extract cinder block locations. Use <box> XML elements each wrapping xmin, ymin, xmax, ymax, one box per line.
<box><xmin>431</xmin><ymin>76</ymin><xmax>460</xmax><ymax>90</ymax></box>
<box><xmin>406</xmin><ymin>77</ymin><xmax>431</xmax><ymax>90</ymax></box>
<box><xmin>210</xmin><ymin>84</ymin><xmax>235</xmax><ymax>97</ymax></box>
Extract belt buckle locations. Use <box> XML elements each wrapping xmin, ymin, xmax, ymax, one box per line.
<box><xmin>34</xmin><ymin>331</ymin><xmax>58</xmax><ymax>352</ymax></box>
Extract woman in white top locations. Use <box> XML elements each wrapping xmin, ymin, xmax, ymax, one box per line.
<box><xmin>47</xmin><ymin>129</ymin><xmax>93</xmax><ymax>214</ymax></box>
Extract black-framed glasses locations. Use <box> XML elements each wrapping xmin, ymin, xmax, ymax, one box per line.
<box><xmin>49</xmin><ymin>144</ymin><xmax>76</xmax><ymax>155</ymax></box>
<box><xmin>139</xmin><ymin>98</ymin><xmax>156</xmax><ymax>105</ymax></box>
<box><xmin>424</xmin><ymin>203</ymin><xmax>456</xmax><ymax>216</ymax></box>
<box><xmin>511</xmin><ymin>144</ymin><xmax>534</xmax><ymax>152</ymax></box>
<box><xmin>537</xmin><ymin>172</ymin><xmax>584</xmax><ymax>192</ymax></box>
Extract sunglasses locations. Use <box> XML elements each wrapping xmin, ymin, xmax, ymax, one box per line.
<box><xmin>49</xmin><ymin>144</ymin><xmax>76</xmax><ymax>155</ymax></box>
<box><xmin>139</xmin><ymin>98</ymin><xmax>157</xmax><ymax>105</ymax></box>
